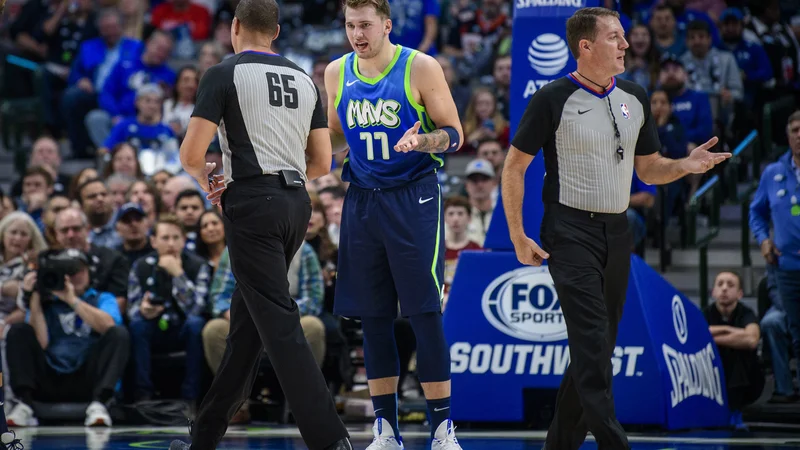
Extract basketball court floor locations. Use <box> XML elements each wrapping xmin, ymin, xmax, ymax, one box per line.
<box><xmin>8</xmin><ymin>424</ymin><xmax>800</xmax><ymax>450</ymax></box>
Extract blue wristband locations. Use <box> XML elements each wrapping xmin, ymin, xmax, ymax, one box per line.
<box><xmin>441</xmin><ymin>126</ymin><xmax>460</xmax><ymax>153</ymax></box>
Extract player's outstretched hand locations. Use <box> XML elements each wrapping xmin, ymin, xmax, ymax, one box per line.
<box><xmin>512</xmin><ymin>235</ymin><xmax>550</xmax><ymax>267</ymax></box>
<box><xmin>681</xmin><ymin>137</ymin><xmax>731</xmax><ymax>174</ymax></box>
<box><xmin>395</xmin><ymin>121</ymin><xmax>422</xmax><ymax>153</ymax></box>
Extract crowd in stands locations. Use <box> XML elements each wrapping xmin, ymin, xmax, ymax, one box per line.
<box><xmin>0</xmin><ymin>0</ymin><xmax>798</xmax><ymax>431</ymax></box>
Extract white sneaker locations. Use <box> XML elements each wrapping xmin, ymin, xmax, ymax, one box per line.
<box><xmin>84</xmin><ymin>401</ymin><xmax>112</xmax><ymax>427</ymax></box>
<box><xmin>6</xmin><ymin>402</ymin><xmax>37</xmax><ymax>427</ymax></box>
<box><xmin>431</xmin><ymin>419</ymin><xmax>462</xmax><ymax>450</ymax></box>
<box><xmin>365</xmin><ymin>418</ymin><xmax>404</xmax><ymax>450</ymax></box>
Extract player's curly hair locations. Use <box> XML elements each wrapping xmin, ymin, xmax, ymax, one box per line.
<box><xmin>342</xmin><ymin>0</ymin><xmax>391</xmax><ymax>20</ymax></box>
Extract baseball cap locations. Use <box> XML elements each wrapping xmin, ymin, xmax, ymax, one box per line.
<box><xmin>136</xmin><ymin>83</ymin><xmax>164</xmax><ymax>99</ymax></box>
<box><xmin>117</xmin><ymin>202</ymin><xmax>146</xmax><ymax>221</ymax></box>
<box><xmin>465</xmin><ymin>159</ymin><xmax>495</xmax><ymax>179</ymax></box>
<box><xmin>660</xmin><ymin>54</ymin><xmax>684</xmax><ymax>69</ymax></box>
<box><xmin>719</xmin><ymin>8</ymin><xmax>744</xmax><ymax>22</ymax></box>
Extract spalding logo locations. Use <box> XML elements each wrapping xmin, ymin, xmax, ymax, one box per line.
<box><xmin>482</xmin><ymin>266</ymin><xmax>567</xmax><ymax>342</ymax></box>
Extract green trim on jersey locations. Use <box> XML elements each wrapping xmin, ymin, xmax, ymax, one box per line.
<box><xmin>353</xmin><ymin>45</ymin><xmax>402</xmax><ymax>85</ymax></box>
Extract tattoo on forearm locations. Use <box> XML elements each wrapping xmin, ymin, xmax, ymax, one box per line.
<box><xmin>416</xmin><ymin>129</ymin><xmax>450</xmax><ymax>153</ymax></box>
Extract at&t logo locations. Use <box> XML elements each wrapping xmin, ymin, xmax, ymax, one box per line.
<box><xmin>523</xmin><ymin>34</ymin><xmax>572</xmax><ymax>98</ymax></box>
<box><xmin>481</xmin><ymin>266</ymin><xmax>566</xmax><ymax>342</ymax></box>
<box><xmin>672</xmin><ymin>295</ymin><xmax>688</xmax><ymax>344</ymax></box>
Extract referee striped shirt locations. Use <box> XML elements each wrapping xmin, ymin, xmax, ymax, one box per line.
<box><xmin>512</xmin><ymin>75</ymin><xmax>659</xmax><ymax>214</ymax></box>
<box><xmin>192</xmin><ymin>51</ymin><xmax>325</xmax><ymax>185</ymax></box>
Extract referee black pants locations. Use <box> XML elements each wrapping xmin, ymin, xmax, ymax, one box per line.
<box><xmin>191</xmin><ymin>176</ymin><xmax>349</xmax><ymax>450</ymax></box>
<box><xmin>540</xmin><ymin>203</ymin><xmax>631</xmax><ymax>450</ymax></box>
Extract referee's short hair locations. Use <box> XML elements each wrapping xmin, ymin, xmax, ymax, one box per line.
<box><xmin>566</xmin><ymin>7</ymin><xmax>620</xmax><ymax>59</ymax></box>
<box><xmin>235</xmin><ymin>0</ymin><xmax>279</xmax><ymax>35</ymax></box>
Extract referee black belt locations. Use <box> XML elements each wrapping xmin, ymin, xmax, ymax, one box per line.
<box><xmin>546</xmin><ymin>202</ymin><xmax>627</xmax><ymax>224</ymax></box>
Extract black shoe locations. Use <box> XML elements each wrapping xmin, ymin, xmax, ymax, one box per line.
<box><xmin>324</xmin><ymin>438</ymin><xmax>353</xmax><ymax>450</ymax></box>
<box><xmin>169</xmin><ymin>440</ymin><xmax>190</xmax><ymax>450</ymax></box>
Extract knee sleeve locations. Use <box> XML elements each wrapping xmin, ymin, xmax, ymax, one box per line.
<box><xmin>409</xmin><ymin>312</ymin><xmax>450</xmax><ymax>383</ymax></box>
<box><xmin>361</xmin><ymin>316</ymin><xmax>400</xmax><ymax>380</ymax></box>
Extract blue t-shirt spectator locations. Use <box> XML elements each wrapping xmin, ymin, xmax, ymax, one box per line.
<box><xmin>658</xmin><ymin>114</ymin><xmax>689</xmax><ymax>160</ymax></box>
<box><xmin>99</xmin><ymin>59</ymin><xmax>176</xmax><ymax>118</ymax></box>
<box><xmin>69</xmin><ymin>37</ymin><xmax>143</xmax><ymax>92</ymax></box>
<box><xmin>669</xmin><ymin>88</ymin><xmax>713</xmax><ymax>145</ymax></box>
<box><xmin>388</xmin><ymin>0</ymin><xmax>441</xmax><ymax>55</ymax></box>
<box><xmin>41</xmin><ymin>289</ymin><xmax>122</xmax><ymax>374</ymax></box>
<box><xmin>104</xmin><ymin>118</ymin><xmax>181</xmax><ymax>174</ymax></box>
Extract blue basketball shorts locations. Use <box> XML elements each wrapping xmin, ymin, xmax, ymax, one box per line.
<box><xmin>334</xmin><ymin>173</ymin><xmax>445</xmax><ymax>318</ymax></box>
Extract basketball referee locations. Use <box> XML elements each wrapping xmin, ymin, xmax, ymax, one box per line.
<box><xmin>503</xmin><ymin>8</ymin><xmax>729</xmax><ymax>450</ymax></box>
<box><xmin>168</xmin><ymin>1</ymin><xmax>351</xmax><ymax>449</ymax></box>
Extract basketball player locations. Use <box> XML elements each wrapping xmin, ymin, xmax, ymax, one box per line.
<box><xmin>324</xmin><ymin>0</ymin><xmax>463</xmax><ymax>448</ymax></box>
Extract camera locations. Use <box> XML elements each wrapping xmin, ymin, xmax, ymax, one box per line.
<box><xmin>36</xmin><ymin>249</ymin><xmax>88</xmax><ymax>295</ymax></box>
<box><xmin>148</xmin><ymin>266</ymin><xmax>174</xmax><ymax>306</ymax></box>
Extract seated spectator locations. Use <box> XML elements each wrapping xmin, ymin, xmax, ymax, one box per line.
<box><xmin>174</xmin><ymin>190</ymin><xmax>205</xmax><ymax>252</ymax></box>
<box><xmin>628</xmin><ymin>170</ymin><xmax>656</xmax><ymax>251</ymax></box>
<box><xmin>0</xmin><ymin>212</ymin><xmax>47</xmax><ymax>334</ymax></box>
<box><xmin>476</xmin><ymin>138</ymin><xmax>506</xmax><ymax>184</ymax></box>
<box><xmin>650</xmin><ymin>89</ymin><xmax>689</xmax><ymax>216</ymax></box>
<box><xmin>161</xmin><ymin>176</ymin><xmax>199</xmax><ymax>213</ymax></box>
<box><xmin>42</xmin><ymin>195</ymin><xmax>72</xmax><ymax>248</ymax></box>
<box><xmin>444</xmin><ymin>0</ymin><xmax>511</xmax><ymax>78</ymax></box>
<box><xmin>163</xmin><ymin>66</ymin><xmax>199</xmax><ymax>140</ymax></box>
<box><xmin>77</xmin><ymin>179</ymin><xmax>121</xmax><ymax>248</ymax></box>
<box><xmin>119</xmin><ymin>0</ymin><xmax>152</xmax><ymax>40</ymax></box>
<box><xmin>305</xmin><ymin>194</ymin><xmax>338</xmax><ymax>313</ymax></box>
<box><xmin>745</xmin><ymin>0</ymin><xmax>800</xmax><ymax>98</ymax></box>
<box><xmin>67</xmin><ymin>168</ymin><xmax>100</xmax><ymax>201</ymax></box>
<box><xmin>760</xmin><ymin>264</ymin><xmax>799</xmax><ymax>403</ymax></box>
<box><xmin>86</xmin><ymin>30</ymin><xmax>176</xmax><ymax>149</ymax></box>
<box><xmin>197</xmin><ymin>42</ymin><xmax>224</xmax><ymax>79</ymax></box>
<box><xmin>127</xmin><ymin>215</ymin><xmax>209</xmax><ymax>407</ymax></box>
<box><xmin>114</xmin><ymin>203</ymin><xmax>154</xmax><ymax>266</ymax></box>
<box><xmin>54</xmin><ymin>207</ymin><xmax>130</xmax><ymax>312</ymax></box>
<box><xmin>17</xmin><ymin>167</ymin><xmax>55</xmax><ymax>232</ymax></box>
<box><xmin>10</xmin><ymin>137</ymin><xmax>70</xmax><ymax>198</ymax></box>
<box><xmin>620</xmin><ymin>24</ymin><xmax>660</xmax><ymax>92</ymax></box>
<box><xmin>718</xmin><ymin>8</ymin><xmax>775</xmax><ymax>111</ymax></box>
<box><xmin>62</xmin><ymin>9</ymin><xmax>143</xmax><ymax>159</ymax></box>
<box><xmin>127</xmin><ymin>180</ymin><xmax>165</xmax><ymax>223</ymax></box>
<box><xmin>7</xmin><ymin>0</ymin><xmax>50</xmax><ymax>62</ymax></box>
<box><xmin>750</xmin><ymin>111</ymin><xmax>800</xmax><ymax>402</ymax></box>
<box><xmin>435</xmin><ymin>55</ymin><xmax>471</xmax><ymax>119</ymax></box>
<box><xmin>650</xmin><ymin>5</ymin><xmax>687</xmax><ymax>57</ymax></box>
<box><xmin>462</xmin><ymin>87</ymin><xmax>509</xmax><ymax>153</ymax></box>
<box><xmin>0</xmin><ymin>193</ymin><xmax>17</xmax><ymax>223</ymax></box>
<box><xmin>388</xmin><ymin>0</ymin><xmax>440</xmax><ymax>55</ymax></box>
<box><xmin>663</xmin><ymin>0</ymin><xmax>721</xmax><ymax>44</ymax></box>
<box><xmin>194</xmin><ymin>210</ymin><xmax>225</xmax><ymax>274</ymax></box>
<box><xmin>704</xmin><ymin>271</ymin><xmax>764</xmax><ymax>430</ymax></box>
<box><xmin>6</xmin><ymin>249</ymin><xmax>129</xmax><ymax>427</ymax></box>
<box><xmin>442</xmin><ymin>196</ymin><xmax>481</xmax><ymax>310</ymax></box>
<box><xmin>317</xmin><ymin>186</ymin><xmax>344</xmax><ymax>248</ymax></box>
<box><xmin>152</xmin><ymin>170</ymin><xmax>174</xmax><ymax>193</ymax></box>
<box><xmin>202</xmin><ymin>241</ymin><xmax>326</xmax><ymax>423</ymax></box>
<box><xmin>489</xmin><ymin>55</ymin><xmax>511</xmax><ymax>120</ymax></box>
<box><xmin>107</xmin><ymin>174</ymin><xmax>137</xmax><ymax>210</ymax></box>
<box><xmin>464</xmin><ymin>159</ymin><xmax>496</xmax><ymax>246</ymax></box>
<box><xmin>101</xmin><ymin>84</ymin><xmax>180</xmax><ymax>176</ymax></box>
<box><xmin>150</xmin><ymin>0</ymin><xmax>212</xmax><ymax>45</ymax></box>
<box><xmin>102</xmin><ymin>143</ymin><xmax>145</xmax><ymax>181</ymax></box>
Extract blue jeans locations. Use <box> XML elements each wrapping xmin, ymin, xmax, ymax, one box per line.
<box><xmin>760</xmin><ymin>306</ymin><xmax>798</xmax><ymax>395</ymax></box>
<box><xmin>776</xmin><ymin>269</ymin><xmax>800</xmax><ymax>377</ymax></box>
<box><xmin>129</xmin><ymin>314</ymin><xmax>206</xmax><ymax>400</ymax></box>
<box><xmin>60</xmin><ymin>85</ymin><xmax>97</xmax><ymax>158</ymax></box>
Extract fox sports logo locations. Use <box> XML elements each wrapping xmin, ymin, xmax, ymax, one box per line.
<box><xmin>528</xmin><ymin>34</ymin><xmax>570</xmax><ymax>77</ymax></box>
<box><xmin>482</xmin><ymin>266</ymin><xmax>567</xmax><ymax>342</ymax></box>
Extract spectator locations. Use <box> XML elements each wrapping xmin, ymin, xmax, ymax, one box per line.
<box><xmin>119</xmin><ymin>0</ymin><xmax>152</xmax><ymax>40</ymax></box>
<box><xmin>194</xmin><ymin>210</ymin><xmax>225</xmax><ymax>273</ymax></box>
<box><xmin>197</xmin><ymin>42</ymin><xmax>224</xmax><ymax>79</ymax></box>
<box><xmin>476</xmin><ymin>138</ymin><xmax>506</xmax><ymax>183</ymax></box>
<box><xmin>760</xmin><ymin>264</ymin><xmax>799</xmax><ymax>403</ymax></box>
<box><xmin>650</xmin><ymin>5</ymin><xmax>687</xmax><ymax>57</ymax></box>
<box><xmin>719</xmin><ymin>8</ymin><xmax>775</xmax><ymax>110</ymax></box>
<box><xmin>620</xmin><ymin>24</ymin><xmax>660</xmax><ymax>92</ymax></box>
<box><xmin>704</xmin><ymin>271</ymin><xmax>764</xmax><ymax>430</ymax></box>
<box><xmin>150</xmin><ymin>0</ymin><xmax>212</xmax><ymax>43</ymax></box>
<box><xmin>628</xmin><ymin>170</ymin><xmax>656</xmax><ymax>251</ymax></box>
<box><xmin>388</xmin><ymin>0</ymin><xmax>440</xmax><ymax>55</ymax></box>
<box><xmin>658</xmin><ymin>55</ymin><xmax>713</xmax><ymax>150</ymax></box>
<box><xmin>127</xmin><ymin>180</ymin><xmax>164</xmax><ymax>223</ymax></box>
<box><xmin>151</xmin><ymin>170</ymin><xmax>173</xmax><ymax>194</ymax></box>
<box><xmin>750</xmin><ymin>111</ymin><xmax>800</xmax><ymax>403</ymax></box>
<box><xmin>107</xmin><ymin>174</ymin><xmax>137</xmax><ymax>210</ymax></box>
<box><xmin>41</xmin><ymin>195</ymin><xmax>72</xmax><ymax>248</ymax></box>
<box><xmin>62</xmin><ymin>9</ymin><xmax>143</xmax><ymax>159</ymax></box>
<box><xmin>317</xmin><ymin>186</ymin><xmax>344</xmax><ymax>248</ymax></box>
<box><xmin>11</xmin><ymin>137</ymin><xmax>70</xmax><ymax>198</ymax></box>
<box><xmin>0</xmin><ymin>192</ymin><xmax>17</xmax><ymax>223</ymax></box>
<box><xmin>7</xmin><ymin>0</ymin><xmax>51</xmax><ymax>61</ymax></box>
<box><xmin>54</xmin><ymin>207</ymin><xmax>130</xmax><ymax>313</ymax></box>
<box><xmin>6</xmin><ymin>249</ymin><xmax>129</xmax><ymax>427</ymax></box>
<box><xmin>67</xmin><ymin>167</ymin><xmax>99</xmax><ymax>201</ymax></box>
<box><xmin>102</xmin><ymin>143</ymin><xmax>145</xmax><ymax>180</ymax></box>
<box><xmin>745</xmin><ymin>0</ymin><xmax>800</xmax><ymax>97</ymax></box>
<box><xmin>444</xmin><ymin>0</ymin><xmax>511</xmax><ymax>78</ymax></box>
<box><xmin>115</xmin><ymin>202</ymin><xmax>153</xmax><ymax>266</ymax></box>
<box><xmin>17</xmin><ymin>167</ymin><xmax>55</xmax><ymax>232</ymax></box>
<box><xmin>442</xmin><ymin>196</ymin><xmax>481</xmax><ymax>310</ymax></box>
<box><xmin>650</xmin><ymin>89</ymin><xmax>689</xmax><ymax>217</ymax></box>
<box><xmin>0</xmin><ymin>212</ymin><xmax>47</xmax><ymax>333</ymax></box>
<box><xmin>463</xmin><ymin>159</ymin><xmax>496</xmax><ymax>246</ymax></box>
<box><xmin>77</xmin><ymin>179</ymin><xmax>121</xmax><ymax>248</ymax></box>
<box><xmin>163</xmin><ymin>66</ymin><xmax>198</xmax><ymax>139</ymax></box>
<box><xmin>489</xmin><ymin>55</ymin><xmax>510</xmax><ymax>120</ymax></box>
<box><xmin>662</xmin><ymin>0</ymin><xmax>721</xmax><ymax>44</ymax></box>
<box><xmin>463</xmin><ymin>87</ymin><xmax>509</xmax><ymax>153</ymax></box>
<box><xmin>160</xmin><ymin>175</ymin><xmax>197</xmax><ymax>213</ymax></box>
<box><xmin>434</xmin><ymin>55</ymin><xmax>471</xmax><ymax>119</ymax></box>
<box><xmin>305</xmin><ymin>194</ymin><xmax>338</xmax><ymax>313</ymax></box>
<box><xmin>85</xmin><ymin>30</ymin><xmax>176</xmax><ymax>148</ymax></box>
<box><xmin>174</xmin><ymin>190</ymin><xmax>205</xmax><ymax>252</ymax></box>
<box><xmin>127</xmin><ymin>215</ymin><xmax>209</xmax><ymax>407</ymax></box>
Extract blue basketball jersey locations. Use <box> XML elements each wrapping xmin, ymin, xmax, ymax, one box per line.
<box><xmin>335</xmin><ymin>45</ymin><xmax>443</xmax><ymax>189</ymax></box>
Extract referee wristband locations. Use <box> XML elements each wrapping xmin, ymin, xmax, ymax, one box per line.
<box><xmin>441</xmin><ymin>126</ymin><xmax>460</xmax><ymax>153</ymax></box>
